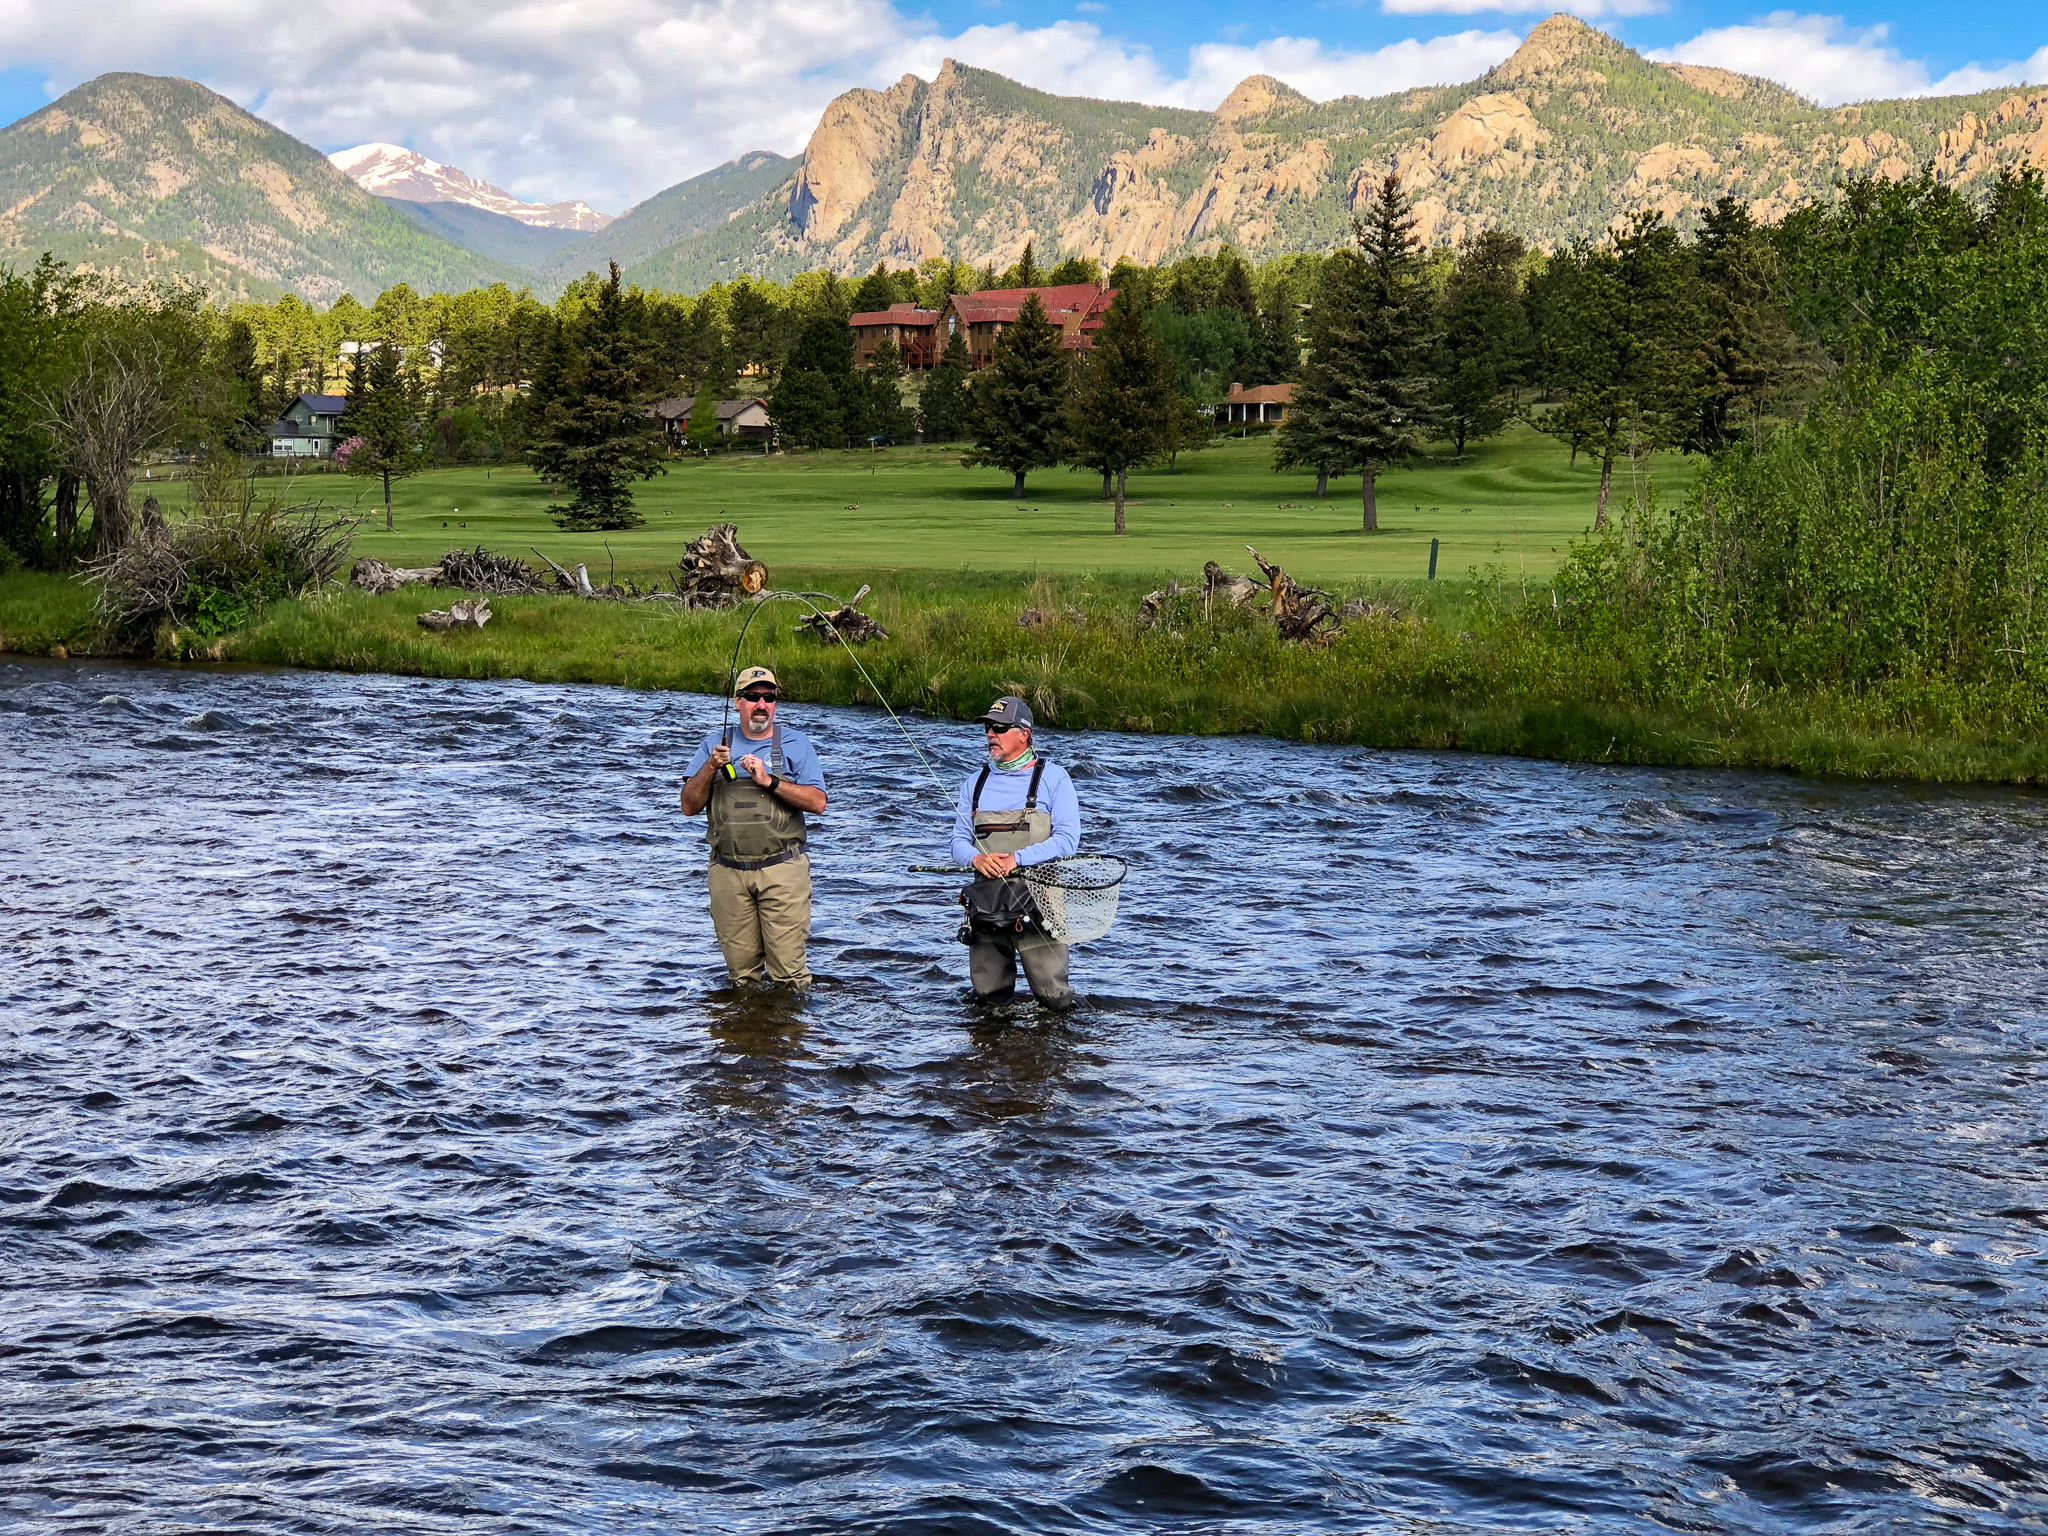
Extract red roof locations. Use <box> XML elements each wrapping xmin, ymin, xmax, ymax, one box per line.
<box><xmin>946</xmin><ymin>284</ymin><xmax>1116</xmax><ymax>325</ymax></box>
<box><xmin>1225</xmin><ymin>382</ymin><xmax>1295</xmax><ymax>405</ymax></box>
<box><xmin>849</xmin><ymin>302</ymin><xmax>939</xmax><ymax>327</ymax></box>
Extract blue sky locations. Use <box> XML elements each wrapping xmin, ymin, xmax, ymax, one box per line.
<box><xmin>0</xmin><ymin>2</ymin><xmax>2042</xmax><ymax>210</ymax></box>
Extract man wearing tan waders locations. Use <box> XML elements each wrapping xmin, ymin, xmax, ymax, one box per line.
<box><xmin>950</xmin><ymin>696</ymin><xmax>1080</xmax><ymax>1010</ymax></box>
<box><xmin>679</xmin><ymin>667</ymin><xmax>829</xmax><ymax>988</ymax></box>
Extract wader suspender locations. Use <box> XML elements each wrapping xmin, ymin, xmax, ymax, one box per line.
<box><xmin>971</xmin><ymin>759</ymin><xmax>1045</xmax><ymax>817</ymax></box>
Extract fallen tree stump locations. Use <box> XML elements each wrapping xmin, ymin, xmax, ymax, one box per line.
<box><xmin>1202</xmin><ymin>560</ymin><xmax>1260</xmax><ymax>613</ymax></box>
<box><xmin>417</xmin><ymin>597</ymin><xmax>491</xmax><ymax>631</ymax></box>
<box><xmin>1247</xmin><ymin>545</ymin><xmax>1341</xmax><ymax>644</ymax></box>
<box><xmin>796</xmin><ymin>603</ymin><xmax>888</xmax><ymax>643</ymax></box>
<box><xmin>676</xmin><ymin>523</ymin><xmax>768</xmax><ymax>608</ymax></box>
<box><xmin>352</xmin><ymin>556</ymin><xmax>443</xmax><ymax>594</ymax></box>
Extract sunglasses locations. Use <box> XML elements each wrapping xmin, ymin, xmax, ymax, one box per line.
<box><xmin>984</xmin><ymin>722</ymin><xmax>1022</xmax><ymax>733</ymax></box>
<box><xmin>738</xmin><ymin>690</ymin><xmax>778</xmax><ymax>703</ymax></box>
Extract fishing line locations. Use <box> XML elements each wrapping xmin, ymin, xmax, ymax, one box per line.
<box><xmin>712</xmin><ymin>587</ymin><xmax>950</xmax><ymax>796</ymax></box>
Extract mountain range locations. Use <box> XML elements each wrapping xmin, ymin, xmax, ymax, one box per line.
<box><xmin>5</xmin><ymin>15</ymin><xmax>2048</xmax><ymax>304</ymax></box>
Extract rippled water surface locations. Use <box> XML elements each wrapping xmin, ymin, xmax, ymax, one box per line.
<box><xmin>4</xmin><ymin>657</ymin><xmax>2047</xmax><ymax>1533</ymax></box>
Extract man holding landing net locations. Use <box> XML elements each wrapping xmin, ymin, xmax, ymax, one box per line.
<box><xmin>679</xmin><ymin>666</ymin><xmax>829</xmax><ymax>989</ymax></box>
<box><xmin>952</xmin><ymin>696</ymin><xmax>1080</xmax><ymax>1010</ymax></box>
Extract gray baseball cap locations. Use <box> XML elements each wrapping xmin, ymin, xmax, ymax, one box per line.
<box><xmin>976</xmin><ymin>695</ymin><xmax>1034</xmax><ymax>729</ymax></box>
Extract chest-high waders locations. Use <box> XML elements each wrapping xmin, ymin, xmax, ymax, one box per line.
<box><xmin>960</xmin><ymin>759</ymin><xmax>1074</xmax><ymax>1009</ymax></box>
<box><xmin>705</xmin><ymin>723</ymin><xmax>807</xmax><ymax>869</ymax></box>
<box><xmin>699</xmin><ymin>723</ymin><xmax>814</xmax><ymax>989</ymax></box>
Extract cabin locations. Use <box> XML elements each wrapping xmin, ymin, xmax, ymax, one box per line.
<box><xmin>850</xmin><ymin>302</ymin><xmax>940</xmax><ymax>369</ymax></box>
<box><xmin>267</xmin><ymin>394</ymin><xmax>348</xmax><ymax>457</ymax></box>
<box><xmin>935</xmin><ymin>284</ymin><xmax>1116</xmax><ymax>370</ymax></box>
<box><xmin>649</xmin><ymin>395</ymin><xmax>775</xmax><ymax>447</ymax></box>
<box><xmin>1215</xmin><ymin>381</ymin><xmax>1293</xmax><ymax>427</ymax></box>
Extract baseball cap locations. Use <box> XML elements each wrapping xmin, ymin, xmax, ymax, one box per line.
<box><xmin>734</xmin><ymin>665</ymin><xmax>778</xmax><ymax>695</ymax></box>
<box><xmin>976</xmin><ymin>695</ymin><xmax>1034</xmax><ymax>729</ymax></box>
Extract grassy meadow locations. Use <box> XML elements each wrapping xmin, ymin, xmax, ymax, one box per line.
<box><xmin>319</xmin><ymin>424</ymin><xmax>1661</xmax><ymax>585</ymax></box>
<box><xmin>13</xmin><ymin>427</ymin><xmax>2048</xmax><ymax>781</ymax></box>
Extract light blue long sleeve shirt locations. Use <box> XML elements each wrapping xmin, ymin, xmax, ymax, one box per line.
<box><xmin>952</xmin><ymin>757</ymin><xmax>1081</xmax><ymax>867</ymax></box>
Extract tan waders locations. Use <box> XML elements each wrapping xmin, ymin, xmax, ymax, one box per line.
<box><xmin>699</xmin><ymin>723</ymin><xmax>812</xmax><ymax>988</ymax></box>
<box><xmin>966</xmin><ymin>761</ymin><xmax>1074</xmax><ymax>1009</ymax></box>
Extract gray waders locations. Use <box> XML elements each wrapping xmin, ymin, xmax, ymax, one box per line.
<box><xmin>701</xmin><ymin>723</ymin><xmax>812</xmax><ymax>987</ymax></box>
<box><xmin>965</xmin><ymin>760</ymin><xmax>1074</xmax><ymax>1009</ymax></box>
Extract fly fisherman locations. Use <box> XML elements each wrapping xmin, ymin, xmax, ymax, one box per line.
<box><xmin>679</xmin><ymin>666</ymin><xmax>829</xmax><ymax>989</ymax></box>
<box><xmin>952</xmin><ymin>696</ymin><xmax>1080</xmax><ymax>1010</ymax></box>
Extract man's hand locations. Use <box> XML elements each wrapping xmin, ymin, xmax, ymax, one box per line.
<box><xmin>709</xmin><ymin>744</ymin><xmax>731</xmax><ymax>770</ymax></box>
<box><xmin>971</xmin><ymin>851</ymin><xmax>1019</xmax><ymax>878</ymax></box>
<box><xmin>738</xmin><ymin>753</ymin><xmax>770</xmax><ymax>786</ymax></box>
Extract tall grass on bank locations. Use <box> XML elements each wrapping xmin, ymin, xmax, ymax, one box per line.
<box><xmin>1553</xmin><ymin>369</ymin><xmax>2048</xmax><ymax>744</ymax></box>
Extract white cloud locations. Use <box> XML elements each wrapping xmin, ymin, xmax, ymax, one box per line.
<box><xmin>0</xmin><ymin>0</ymin><xmax>1528</xmax><ymax>210</ymax></box>
<box><xmin>1651</xmin><ymin>12</ymin><xmax>2048</xmax><ymax>106</ymax></box>
<box><xmin>1383</xmin><ymin>0</ymin><xmax>1663</xmax><ymax>17</ymax></box>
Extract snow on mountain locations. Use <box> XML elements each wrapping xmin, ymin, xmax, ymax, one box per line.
<box><xmin>329</xmin><ymin>144</ymin><xmax>611</xmax><ymax>232</ymax></box>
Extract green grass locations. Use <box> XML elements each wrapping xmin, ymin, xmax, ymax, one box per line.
<box><xmin>14</xmin><ymin>431</ymin><xmax>2043</xmax><ymax>781</ymax></box>
<box><xmin>313</xmin><ymin>424</ymin><xmax>1680</xmax><ymax>586</ymax></box>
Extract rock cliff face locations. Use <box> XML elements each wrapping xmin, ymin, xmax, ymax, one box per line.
<box><xmin>632</xmin><ymin>13</ymin><xmax>2048</xmax><ymax>289</ymax></box>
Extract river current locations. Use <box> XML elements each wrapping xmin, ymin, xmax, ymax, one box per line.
<box><xmin>2</xmin><ymin>656</ymin><xmax>2044</xmax><ymax>1533</ymax></box>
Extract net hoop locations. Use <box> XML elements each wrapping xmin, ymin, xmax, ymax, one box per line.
<box><xmin>1017</xmin><ymin>856</ymin><xmax>1127</xmax><ymax>944</ymax></box>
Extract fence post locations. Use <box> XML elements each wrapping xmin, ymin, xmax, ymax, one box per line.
<box><xmin>1428</xmin><ymin>538</ymin><xmax>1439</xmax><ymax>581</ymax></box>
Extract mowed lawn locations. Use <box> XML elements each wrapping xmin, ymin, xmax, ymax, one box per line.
<box><xmin>308</xmin><ymin>424</ymin><xmax>1694</xmax><ymax>584</ymax></box>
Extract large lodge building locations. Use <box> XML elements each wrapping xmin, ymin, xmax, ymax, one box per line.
<box><xmin>850</xmin><ymin>283</ymin><xmax>1116</xmax><ymax>370</ymax></box>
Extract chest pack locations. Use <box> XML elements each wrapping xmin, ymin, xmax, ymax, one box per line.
<box><xmin>704</xmin><ymin>723</ymin><xmax>808</xmax><ymax>867</ymax></box>
<box><xmin>959</xmin><ymin>759</ymin><xmax>1049</xmax><ymax>940</ymax></box>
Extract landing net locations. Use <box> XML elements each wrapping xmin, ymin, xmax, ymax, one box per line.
<box><xmin>1017</xmin><ymin>856</ymin><xmax>1127</xmax><ymax>944</ymax></box>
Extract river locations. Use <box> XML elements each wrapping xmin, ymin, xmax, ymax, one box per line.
<box><xmin>2</xmin><ymin>657</ymin><xmax>2044</xmax><ymax>1533</ymax></box>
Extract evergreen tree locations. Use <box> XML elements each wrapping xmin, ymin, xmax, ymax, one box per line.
<box><xmin>768</xmin><ymin>311</ymin><xmax>856</xmax><ymax>448</ymax></box>
<box><xmin>964</xmin><ymin>294</ymin><xmax>1067</xmax><ymax>497</ymax></box>
<box><xmin>1243</xmin><ymin>303</ymin><xmax>1300</xmax><ymax>386</ymax></box>
<box><xmin>213</xmin><ymin>319</ymin><xmax>270</xmax><ymax>456</ymax></box>
<box><xmin>527</xmin><ymin>262</ymin><xmax>664</xmax><ymax>531</ymax></box>
<box><xmin>860</xmin><ymin>338</ymin><xmax>915</xmax><ymax>443</ymax></box>
<box><xmin>1275</xmin><ymin>251</ymin><xmax>1361</xmax><ymax>499</ymax></box>
<box><xmin>851</xmin><ymin>263</ymin><xmax>899</xmax><ymax>315</ymax></box>
<box><xmin>1677</xmin><ymin>195</ymin><xmax>1786</xmax><ymax>454</ymax></box>
<box><xmin>1530</xmin><ymin>213</ymin><xmax>1691</xmax><ymax>529</ymax></box>
<box><xmin>337</xmin><ymin>342</ymin><xmax>430</xmax><ymax>533</ymax></box>
<box><xmin>687</xmin><ymin>385</ymin><xmax>722</xmax><ymax>453</ymax></box>
<box><xmin>1065</xmin><ymin>289</ymin><xmax>1177</xmax><ymax>534</ymax></box>
<box><xmin>918</xmin><ymin>331</ymin><xmax>971</xmax><ymax>442</ymax></box>
<box><xmin>1218</xmin><ymin>255</ymin><xmax>1259</xmax><ymax>323</ymax></box>
<box><xmin>1330</xmin><ymin>172</ymin><xmax>1436</xmax><ymax>531</ymax></box>
<box><xmin>1432</xmin><ymin>229</ymin><xmax>1530</xmax><ymax>458</ymax></box>
<box><xmin>1001</xmin><ymin>242</ymin><xmax>1042</xmax><ymax>289</ymax></box>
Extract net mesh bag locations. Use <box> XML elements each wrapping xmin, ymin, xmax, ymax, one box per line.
<box><xmin>1019</xmin><ymin>856</ymin><xmax>1128</xmax><ymax>944</ymax></box>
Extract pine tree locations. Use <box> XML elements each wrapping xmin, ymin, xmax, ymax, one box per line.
<box><xmin>1242</xmin><ymin>302</ymin><xmax>1300</xmax><ymax>386</ymax></box>
<box><xmin>1331</xmin><ymin>172</ymin><xmax>1436</xmax><ymax>531</ymax></box>
<box><xmin>768</xmin><ymin>311</ymin><xmax>856</xmax><ymax>448</ymax></box>
<box><xmin>527</xmin><ymin>262</ymin><xmax>664</xmax><ymax>530</ymax></box>
<box><xmin>861</xmin><ymin>338</ymin><xmax>915</xmax><ymax>443</ymax></box>
<box><xmin>1433</xmin><ymin>230</ymin><xmax>1530</xmax><ymax>458</ymax></box>
<box><xmin>964</xmin><ymin>294</ymin><xmax>1067</xmax><ymax>497</ymax></box>
<box><xmin>1065</xmin><ymin>290</ymin><xmax>1178</xmax><ymax>533</ymax></box>
<box><xmin>337</xmin><ymin>342</ymin><xmax>430</xmax><ymax>533</ymax></box>
<box><xmin>1218</xmin><ymin>255</ymin><xmax>1259</xmax><ymax>323</ymax></box>
<box><xmin>851</xmin><ymin>263</ymin><xmax>898</xmax><ymax>315</ymax></box>
<box><xmin>1274</xmin><ymin>252</ymin><xmax>1361</xmax><ymax>499</ymax></box>
<box><xmin>1002</xmin><ymin>242</ymin><xmax>1042</xmax><ymax>289</ymax></box>
<box><xmin>1530</xmin><ymin>213</ymin><xmax>1690</xmax><ymax>529</ymax></box>
<box><xmin>918</xmin><ymin>331</ymin><xmax>971</xmax><ymax>442</ymax></box>
<box><xmin>687</xmin><ymin>384</ymin><xmax>722</xmax><ymax>453</ymax></box>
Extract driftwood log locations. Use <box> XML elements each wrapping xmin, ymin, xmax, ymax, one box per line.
<box><xmin>1247</xmin><ymin>545</ymin><xmax>1341</xmax><ymax>644</ymax></box>
<box><xmin>417</xmin><ymin>597</ymin><xmax>491</xmax><ymax>631</ymax></box>
<box><xmin>676</xmin><ymin>523</ymin><xmax>768</xmax><ymax>608</ymax></box>
<box><xmin>796</xmin><ymin>603</ymin><xmax>888</xmax><ymax>644</ymax></box>
<box><xmin>1137</xmin><ymin>581</ymin><xmax>1185</xmax><ymax>629</ymax></box>
<box><xmin>352</xmin><ymin>556</ymin><xmax>443</xmax><ymax>594</ymax></box>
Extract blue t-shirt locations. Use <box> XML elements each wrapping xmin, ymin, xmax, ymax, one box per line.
<box><xmin>951</xmin><ymin>757</ymin><xmax>1080</xmax><ymax>868</ymax></box>
<box><xmin>686</xmin><ymin>722</ymin><xmax>826</xmax><ymax>790</ymax></box>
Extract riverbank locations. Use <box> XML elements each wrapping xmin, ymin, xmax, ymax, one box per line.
<box><xmin>8</xmin><ymin>566</ymin><xmax>2046</xmax><ymax>783</ymax></box>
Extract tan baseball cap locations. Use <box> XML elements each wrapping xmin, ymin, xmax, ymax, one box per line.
<box><xmin>734</xmin><ymin>666</ymin><xmax>778</xmax><ymax>694</ymax></box>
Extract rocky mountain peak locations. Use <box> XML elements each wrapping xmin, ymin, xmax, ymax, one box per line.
<box><xmin>1490</xmin><ymin>13</ymin><xmax>1628</xmax><ymax>84</ymax></box>
<box><xmin>1216</xmin><ymin>75</ymin><xmax>1312</xmax><ymax>125</ymax></box>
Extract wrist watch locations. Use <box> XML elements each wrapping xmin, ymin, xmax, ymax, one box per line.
<box><xmin>767</xmin><ymin>774</ymin><xmax>782</xmax><ymax>795</ymax></box>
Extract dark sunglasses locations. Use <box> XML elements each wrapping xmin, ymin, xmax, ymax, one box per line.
<box><xmin>738</xmin><ymin>690</ymin><xmax>778</xmax><ymax>703</ymax></box>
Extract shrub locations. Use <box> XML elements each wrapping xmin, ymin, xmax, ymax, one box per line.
<box><xmin>86</xmin><ymin>457</ymin><xmax>360</xmax><ymax>649</ymax></box>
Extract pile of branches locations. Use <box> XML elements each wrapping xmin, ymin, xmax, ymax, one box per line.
<box><xmin>1139</xmin><ymin>546</ymin><xmax>1342</xmax><ymax>644</ymax></box>
<box><xmin>797</xmin><ymin>602</ymin><xmax>887</xmax><ymax>644</ymax></box>
<box><xmin>89</xmin><ymin>483</ymin><xmax>360</xmax><ymax>647</ymax></box>
<box><xmin>438</xmin><ymin>546</ymin><xmax>547</xmax><ymax>594</ymax></box>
